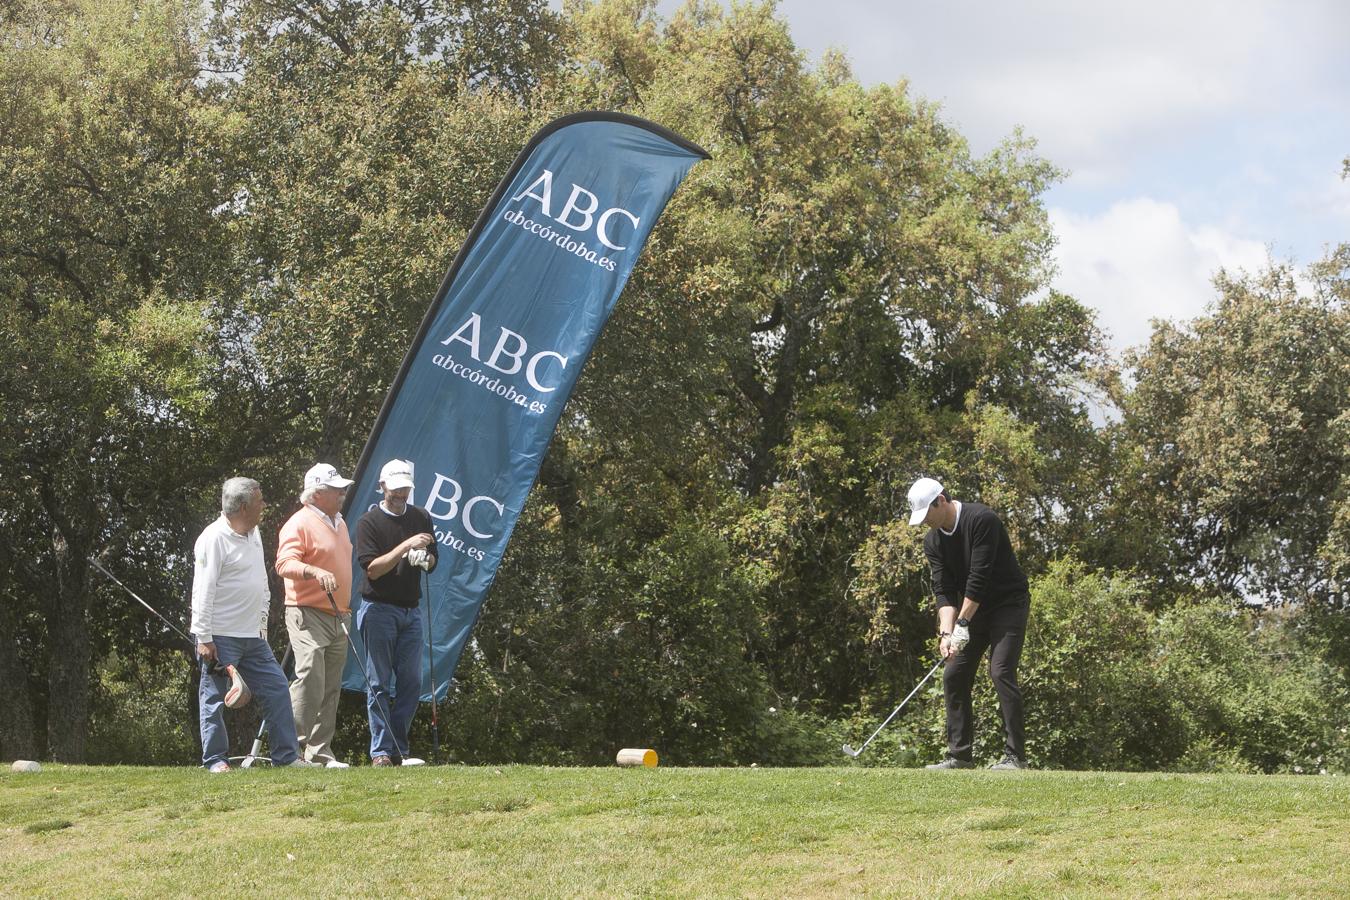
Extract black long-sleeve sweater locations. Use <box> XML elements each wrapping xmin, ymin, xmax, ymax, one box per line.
<box><xmin>923</xmin><ymin>502</ymin><xmax>1029</xmax><ymax>612</ymax></box>
<box><xmin>355</xmin><ymin>505</ymin><xmax>439</xmax><ymax>607</ymax></box>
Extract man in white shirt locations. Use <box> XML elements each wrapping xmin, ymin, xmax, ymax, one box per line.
<box><xmin>192</xmin><ymin>477</ymin><xmax>315</xmax><ymax>771</ymax></box>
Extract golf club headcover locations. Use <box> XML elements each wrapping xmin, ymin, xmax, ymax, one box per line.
<box><xmin>217</xmin><ymin>663</ymin><xmax>253</xmax><ymax>709</ymax></box>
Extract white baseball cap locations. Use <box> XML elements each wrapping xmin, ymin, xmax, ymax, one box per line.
<box><xmin>379</xmin><ymin>459</ymin><xmax>415</xmax><ymax>491</ymax></box>
<box><xmin>304</xmin><ymin>463</ymin><xmax>353</xmax><ymax>490</ymax></box>
<box><xmin>906</xmin><ymin>477</ymin><xmax>944</xmax><ymax>525</ymax></box>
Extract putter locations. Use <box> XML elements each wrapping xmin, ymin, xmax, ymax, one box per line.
<box><xmin>842</xmin><ymin>658</ymin><xmax>945</xmax><ymax>759</ymax></box>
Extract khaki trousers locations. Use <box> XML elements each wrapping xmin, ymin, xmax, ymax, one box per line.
<box><xmin>285</xmin><ymin>606</ymin><xmax>349</xmax><ymax>764</ymax></box>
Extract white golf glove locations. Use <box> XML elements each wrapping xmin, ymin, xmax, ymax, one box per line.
<box><xmin>406</xmin><ymin>548</ymin><xmax>433</xmax><ymax>571</ymax></box>
<box><xmin>949</xmin><ymin>622</ymin><xmax>971</xmax><ymax>653</ymax></box>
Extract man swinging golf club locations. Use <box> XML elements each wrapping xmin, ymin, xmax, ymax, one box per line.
<box><xmin>192</xmin><ymin>477</ymin><xmax>317</xmax><ymax>771</ymax></box>
<box><xmin>908</xmin><ymin>477</ymin><xmax>1031</xmax><ymax>771</ymax></box>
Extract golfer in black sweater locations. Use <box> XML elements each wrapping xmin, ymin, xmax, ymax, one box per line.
<box><xmin>354</xmin><ymin>459</ymin><xmax>438</xmax><ymax>766</ymax></box>
<box><xmin>907</xmin><ymin>477</ymin><xmax>1030</xmax><ymax>770</ymax></box>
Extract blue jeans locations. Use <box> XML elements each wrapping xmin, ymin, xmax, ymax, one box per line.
<box><xmin>356</xmin><ymin>601</ymin><xmax>423</xmax><ymax>761</ymax></box>
<box><xmin>198</xmin><ymin>635</ymin><xmax>300</xmax><ymax>767</ymax></box>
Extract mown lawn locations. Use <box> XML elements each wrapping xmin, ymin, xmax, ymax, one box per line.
<box><xmin>2</xmin><ymin>765</ymin><xmax>1347</xmax><ymax>897</ymax></box>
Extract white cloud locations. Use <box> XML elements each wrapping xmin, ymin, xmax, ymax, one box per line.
<box><xmin>1049</xmin><ymin>199</ymin><xmax>1269</xmax><ymax>352</ymax></box>
<box><xmin>756</xmin><ymin>0</ymin><xmax>1350</xmax><ymax>174</ymax></box>
<box><xmin>635</xmin><ymin>0</ymin><xmax>1347</xmax><ymax>270</ymax></box>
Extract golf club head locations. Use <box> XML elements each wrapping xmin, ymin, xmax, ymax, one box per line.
<box><xmin>218</xmin><ymin>664</ymin><xmax>252</xmax><ymax>709</ymax></box>
<box><xmin>841</xmin><ymin>744</ymin><xmax>861</xmax><ymax>758</ymax></box>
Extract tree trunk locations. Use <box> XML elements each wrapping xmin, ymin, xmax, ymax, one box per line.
<box><xmin>0</xmin><ymin>609</ymin><xmax>37</xmax><ymax>760</ymax></box>
<box><xmin>45</xmin><ymin>531</ymin><xmax>91</xmax><ymax>763</ymax></box>
<box><xmin>741</xmin><ymin>314</ymin><xmax>806</xmax><ymax>494</ymax></box>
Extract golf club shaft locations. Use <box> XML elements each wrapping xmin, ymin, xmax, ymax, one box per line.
<box><xmin>853</xmin><ymin>658</ymin><xmax>945</xmax><ymax>756</ymax></box>
<box><xmin>89</xmin><ymin>556</ymin><xmax>232</xmax><ymax>679</ymax></box>
<box><xmin>88</xmin><ymin>557</ymin><xmax>195</xmax><ymax>647</ymax></box>
<box><xmin>327</xmin><ymin>592</ymin><xmax>396</xmax><ymax>743</ymax></box>
<box><xmin>245</xmin><ymin>645</ymin><xmax>293</xmax><ymax>761</ymax></box>
<box><xmin>424</xmin><ymin>569</ymin><xmax>439</xmax><ymax>763</ymax></box>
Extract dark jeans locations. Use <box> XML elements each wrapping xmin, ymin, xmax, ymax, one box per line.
<box><xmin>356</xmin><ymin>600</ymin><xmax>423</xmax><ymax>762</ymax></box>
<box><xmin>198</xmin><ymin>635</ymin><xmax>299</xmax><ymax>767</ymax></box>
<box><xmin>943</xmin><ymin>598</ymin><xmax>1029</xmax><ymax>761</ymax></box>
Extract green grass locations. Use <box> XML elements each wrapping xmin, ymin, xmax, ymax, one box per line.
<box><xmin>2</xmin><ymin>765</ymin><xmax>1348</xmax><ymax>897</ymax></box>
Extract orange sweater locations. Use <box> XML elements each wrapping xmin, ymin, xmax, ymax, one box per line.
<box><xmin>275</xmin><ymin>505</ymin><xmax>353</xmax><ymax>614</ymax></box>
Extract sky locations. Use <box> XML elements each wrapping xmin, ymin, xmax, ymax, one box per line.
<box><xmin>633</xmin><ymin>0</ymin><xmax>1350</xmax><ymax>353</ymax></box>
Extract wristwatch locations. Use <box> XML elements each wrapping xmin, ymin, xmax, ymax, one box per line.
<box><xmin>956</xmin><ymin>617</ymin><xmax>970</xmax><ymax>627</ymax></box>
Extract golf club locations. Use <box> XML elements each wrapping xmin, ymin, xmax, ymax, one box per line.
<box><xmin>88</xmin><ymin>556</ymin><xmax>198</xmax><ymax>648</ymax></box>
<box><xmin>326</xmin><ymin>591</ymin><xmax>396</xmax><ymax>744</ymax></box>
<box><xmin>87</xmin><ymin>556</ymin><xmax>252</xmax><ymax>708</ymax></box>
<box><xmin>842</xmin><ymin>657</ymin><xmax>945</xmax><ymax>759</ymax></box>
<box><xmin>239</xmin><ymin>646</ymin><xmax>293</xmax><ymax>768</ymax></box>
<box><xmin>423</xmin><ymin>568</ymin><xmax>439</xmax><ymax>764</ymax></box>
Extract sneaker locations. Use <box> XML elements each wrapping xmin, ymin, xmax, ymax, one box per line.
<box><xmin>924</xmin><ymin>757</ymin><xmax>975</xmax><ymax>770</ymax></box>
<box><xmin>989</xmin><ymin>755</ymin><xmax>1029</xmax><ymax>770</ymax></box>
<box><xmin>323</xmin><ymin>759</ymin><xmax>350</xmax><ymax>769</ymax></box>
<box><xmin>285</xmin><ymin>758</ymin><xmax>322</xmax><ymax>768</ymax></box>
<box><xmin>208</xmin><ymin>761</ymin><xmax>231</xmax><ymax>774</ymax></box>
<box><xmin>371</xmin><ymin>755</ymin><xmax>396</xmax><ymax>767</ymax></box>
<box><xmin>400</xmin><ymin>757</ymin><xmax>426</xmax><ymax>767</ymax></box>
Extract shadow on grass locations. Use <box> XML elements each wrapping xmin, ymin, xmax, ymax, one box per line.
<box><xmin>24</xmin><ymin>819</ymin><xmax>74</xmax><ymax>835</ymax></box>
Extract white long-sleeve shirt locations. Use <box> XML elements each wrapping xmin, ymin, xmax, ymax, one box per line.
<box><xmin>190</xmin><ymin>516</ymin><xmax>269</xmax><ymax>642</ymax></box>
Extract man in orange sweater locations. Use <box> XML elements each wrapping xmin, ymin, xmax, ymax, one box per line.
<box><xmin>275</xmin><ymin>463</ymin><xmax>355</xmax><ymax>768</ymax></box>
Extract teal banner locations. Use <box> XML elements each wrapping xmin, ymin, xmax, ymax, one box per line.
<box><xmin>343</xmin><ymin>113</ymin><xmax>708</xmax><ymax>698</ymax></box>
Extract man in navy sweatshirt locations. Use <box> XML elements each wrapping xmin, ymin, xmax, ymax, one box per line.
<box><xmin>907</xmin><ymin>477</ymin><xmax>1030</xmax><ymax>770</ymax></box>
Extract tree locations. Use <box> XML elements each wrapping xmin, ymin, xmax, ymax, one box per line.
<box><xmin>0</xmin><ymin>0</ymin><xmax>238</xmax><ymax>760</ymax></box>
<box><xmin>204</xmin><ymin>0</ymin><xmax>564</xmax><ymax>466</ymax></box>
<box><xmin>1105</xmin><ymin>258</ymin><xmax>1349</xmax><ymax>607</ymax></box>
<box><xmin>441</xmin><ymin>0</ymin><xmax>1113</xmax><ymax>753</ymax></box>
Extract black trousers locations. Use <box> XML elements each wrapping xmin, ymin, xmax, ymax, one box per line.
<box><xmin>943</xmin><ymin>598</ymin><xmax>1029</xmax><ymax>761</ymax></box>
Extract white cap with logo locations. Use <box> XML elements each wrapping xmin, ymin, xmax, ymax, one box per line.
<box><xmin>906</xmin><ymin>477</ymin><xmax>944</xmax><ymax>525</ymax></box>
<box><xmin>304</xmin><ymin>463</ymin><xmax>354</xmax><ymax>490</ymax></box>
<box><xmin>379</xmin><ymin>459</ymin><xmax>415</xmax><ymax>491</ymax></box>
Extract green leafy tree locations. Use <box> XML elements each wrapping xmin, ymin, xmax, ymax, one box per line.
<box><xmin>0</xmin><ymin>0</ymin><xmax>243</xmax><ymax>760</ymax></box>
<box><xmin>1105</xmin><ymin>259</ymin><xmax>1349</xmax><ymax>607</ymax></box>
<box><xmin>449</xmin><ymin>0</ymin><xmax>1113</xmax><ymax>758</ymax></box>
<box><xmin>205</xmin><ymin>0</ymin><xmax>563</xmax><ymax>465</ymax></box>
